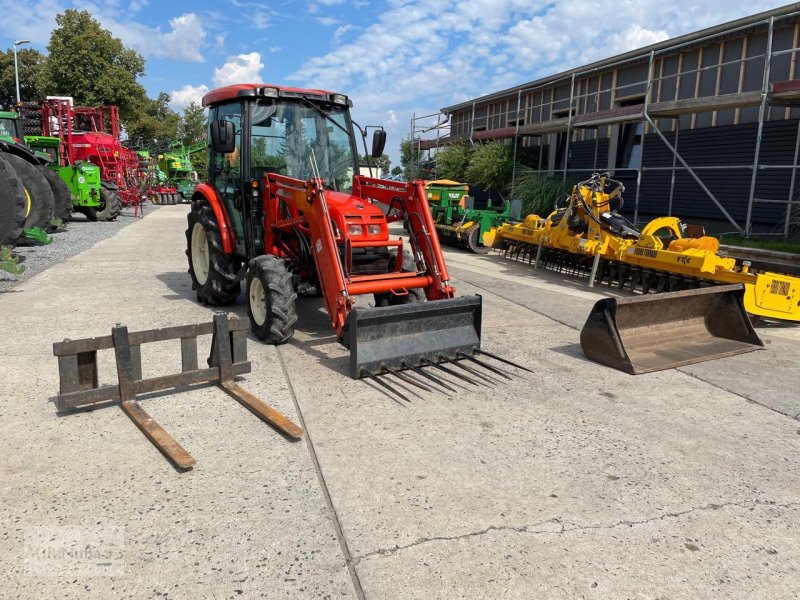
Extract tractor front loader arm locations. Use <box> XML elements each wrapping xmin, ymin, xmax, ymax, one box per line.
<box><xmin>267</xmin><ymin>173</ymin><xmax>352</xmax><ymax>334</ymax></box>
<box><xmin>355</xmin><ymin>176</ymin><xmax>454</xmax><ymax>300</ymax></box>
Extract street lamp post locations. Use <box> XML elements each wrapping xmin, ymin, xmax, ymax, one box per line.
<box><xmin>13</xmin><ymin>40</ymin><xmax>31</xmax><ymax>103</ymax></box>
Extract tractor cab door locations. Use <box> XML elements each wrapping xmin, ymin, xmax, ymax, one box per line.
<box><xmin>210</xmin><ymin>102</ymin><xmax>246</xmax><ymax>252</ymax></box>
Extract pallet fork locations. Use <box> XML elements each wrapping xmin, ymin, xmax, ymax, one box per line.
<box><xmin>53</xmin><ymin>314</ymin><xmax>303</xmax><ymax>470</ymax></box>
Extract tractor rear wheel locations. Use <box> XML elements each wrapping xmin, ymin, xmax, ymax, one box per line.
<box><xmin>0</xmin><ymin>155</ymin><xmax>26</xmax><ymax>245</ymax></box>
<box><xmin>186</xmin><ymin>198</ymin><xmax>240</xmax><ymax>305</ymax></box>
<box><xmin>2</xmin><ymin>153</ymin><xmax>54</xmax><ymax>230</ymax></box>
<box><xmin>39</xmin><ymin>167</ymin><xmax>72</xmax><ymax>223</ymax></box>
<box><xmin>373</xmin><ymin>249</ymin><xmax>426</xmax><ymax>306</ymax></box>
<box><xmin>247</xmin><ymin>255</ymin><xmax>298</xmax><ymax>344</ymax></box>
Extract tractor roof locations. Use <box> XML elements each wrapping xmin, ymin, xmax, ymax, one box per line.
<box><xmin>202</xmin><ymin>84</ymin><xmax>344</xmax><ymax>107</ymax></box>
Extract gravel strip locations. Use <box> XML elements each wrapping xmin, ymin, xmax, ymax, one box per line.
<box><xmin>0</xmin><ymin>206</ymin><xmax>158</xmax><ymax>292</ymax></box>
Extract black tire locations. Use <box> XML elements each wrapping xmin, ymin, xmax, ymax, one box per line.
<box><xmin>185</xmin><ymin>198</ymin><xmax>240</xmax><ymax>305</ymax></box>
<box><xmin>2</xmin><ymin>153</ymin><xmax>54</xmax><ymax>230</ymax></box>
<box><xmin>39</xmin><ymin>167</ymin><xmax>72</xmax><ymax>223</ymax></box>
<box><xmin>246</xmin><ymin>255</ymin><xmax>298</xmax><ymax>344</ymax></box>
<box><xmin>95</xmin><ymin>187</ymin><xmax>121</xmax><ymax>221</ymax></box>
<box><xmin>374</xmin><ymin>249</ymin><xmax>426</xmax><ymax>306</ymax></box>
<box><xmin>0</xmin><ymin>155</ymin><xmax>26</xmax><ymax>245</ymax></box>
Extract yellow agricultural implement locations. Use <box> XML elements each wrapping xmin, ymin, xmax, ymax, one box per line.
<box><xmin>485</xmin><ymin>173</ymin><xmax>800</xmax><ymax>323</ymax></box>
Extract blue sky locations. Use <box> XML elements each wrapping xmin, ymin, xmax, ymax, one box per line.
<box><xmin>0</xmin><ymin>0</ymin><xmax>786</xmax><ymax>164</ymax></box>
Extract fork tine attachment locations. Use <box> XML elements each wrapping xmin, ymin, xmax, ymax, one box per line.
<box><xmin>475</xmin><ymin>349</ymin><xmax>534</xmax><ymax>373</ymax></box>
<box><xmin>361</xmin><ymin>369</ymin><xmax>412</xmax><ymax>403</ymax></box>
<box><xmin>457</xmin><ymin>352</ymin><xmax>513</xmax><ymax>380</ymax></box>
<box><xmin>403</xmin><ymin>361</ymin><xmax>458</xmax><ymax>393</ymax></box>
<box><xmin>383</xmin><ymin>364</ymin><xmax>433</xmax><ymax>393</ymax></box>
<box><xmin>422</xmin><ymin>358</ymin><xmax>485</xmax><ymax>387</ymax></box>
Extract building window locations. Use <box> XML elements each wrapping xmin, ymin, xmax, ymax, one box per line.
<box><xmin>617</xmin><ymin>121</ymin><xmax>643</xmax><ymax>169</ymax></box>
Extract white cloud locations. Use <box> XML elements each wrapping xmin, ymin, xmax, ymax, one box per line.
<box><xmin>212</xmin><ymin>52</ymin><xmax>265</xmax><ymax>87</ymax></box>
<box><xmin>317</xmin><ymin>16</ymin><xmax>339</xmax><ymax>26</ymax></box>
<box><xmin>156</xmin><ymin>13</ymin><xmax>206</xmax><ymax>62</ymax></box>
<box><xmin>333</xmin><ymin>23</ymin><xmax>355</xmax><ymax>41</ymax></box>
<box><xmin>169</xmin><ymin>84</ymin><xmax>210</xmax><ymax>110</ymax></box>
<box><xmin>0</xmin><ymin>2</ymin><xmax>207</xmax><ymax>62</ymax></box>
<box><xmin>290</xmin><ymin>0</ymin><xmax>781</xmax><ymax>162</ymax></box>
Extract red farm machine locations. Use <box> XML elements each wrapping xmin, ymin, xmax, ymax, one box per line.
<box><xmin>186</xmin><ymin>84</ymin><xmax>527</xmax><ymax>395</ymax></box>
<box><xmin>23</xmin><ymin>100</ymin><xmax>154</xmax><ymax>217</ymax></box>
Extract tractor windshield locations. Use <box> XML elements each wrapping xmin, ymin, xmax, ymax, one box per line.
<box><xmin>250</xmin><ymin>100</ymin><xmax>356</xmax><ymax>192</ymax></box>
<box><xmin>0</xmin><ymin>117</ymin><xmax>19</xmax><ymax>139</ymax></box>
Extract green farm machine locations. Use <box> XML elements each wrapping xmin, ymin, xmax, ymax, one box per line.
<box><xmin>157</xmin><ymin>142</ymin><xmax>203</xmax><ymax>203</ymax></box>
<box><xmin>425</xmin><ymin>179</ymin><xmax>519</xmax><ymax>253</ymax></box>
<box><xmin>0</xmin><ymin>109</ymin><xmax>73</xmax><ymax>259</ymax></box>
<box><xmin>18</xmin><ymin>99</ymin><xmax>121</xmax><ymax>221</ymax></box>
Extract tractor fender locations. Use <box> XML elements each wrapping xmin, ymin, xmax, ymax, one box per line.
<box><xmin>0</xmin><ymin>139</ymin><xmax>48</xmax><ymax>166</ymax></box>
<box><xmin>192</xmin><ymin>183</ymin><xmax>236</xmax><ymax>254</ymax></box>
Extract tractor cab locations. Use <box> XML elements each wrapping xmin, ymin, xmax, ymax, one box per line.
<box><xmin>0</xmin><ymin>111</ymin><xmax>23</xmax><ymax>143</ymax></box>
<box><xmin>202</xmin><ymin>84</ymin><xmax>387</xmax><ymax>261</ymax></box>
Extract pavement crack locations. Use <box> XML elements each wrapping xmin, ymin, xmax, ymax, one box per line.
<box><xmin>353</xmin><ymin>518</ymin><xmax>565</xmax><ymax>565</ymax></box>
<box><xmin>354</xmin><ymin>500</ymin><xmax>800</xmax><ymax>564</ymax></box>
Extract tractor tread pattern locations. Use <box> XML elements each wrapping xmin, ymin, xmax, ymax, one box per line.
<box><xmin>185</xmin><ymin>198</ymin><xmax>240</xmax><ymax>305</ymax></box>
<box><xmin>2</xmin><ymin>152</ymin><xmax>54</xmax><ymax>230</ymax></box>
<box><xmin>0</xmin><ymin>155</ymin><xmax>26</xmax><ymax>245</ymax></box>
<box><xmin>248</xmin><ymin>255</ymin><xmax>298</xmax><ymax>344</ymax></box>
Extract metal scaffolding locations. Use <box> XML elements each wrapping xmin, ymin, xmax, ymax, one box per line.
<box><xmin>422</xmin><ymin>7</ymin><xmax>800</xmax><ymax>237</ymax></box>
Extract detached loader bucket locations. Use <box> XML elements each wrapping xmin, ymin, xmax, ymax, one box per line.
<box><xmin>580</xmin><ymin>284</ymin><xmax>763</xmax><ymax>374</ymax></box>
<box><xmin>345</xmin><ymin>295</ymin><xmax>482</xmax><ymax>378</ymax></box>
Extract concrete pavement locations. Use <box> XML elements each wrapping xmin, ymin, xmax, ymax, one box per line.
<box><xmin>1</xmin><ymin>205</ymin><xmax>798</xmax><ymax>599</ymax></box>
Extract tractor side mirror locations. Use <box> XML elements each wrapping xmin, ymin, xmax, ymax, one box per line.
<box><xmin>211</xmin><ymin>120</ymin><xmax>236</xmax><ymax>154</ymax></box>
<box><xmin>371</xmin><ymin>129</ymin><xmax>386</xmax><ymax>158</ymax></box>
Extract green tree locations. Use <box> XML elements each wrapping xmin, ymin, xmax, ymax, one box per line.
<box><xmin>434</xmin><ymin>142</ymin><xmax>473</xmax><ymax>182</ymax></box>
<box><xmin>125</xmin><ymin>92</ymin><xmax>180</xmax><ymax>149</ymax></box>
<box><xmin>400</xmin><ymin>138</ymin><xmax>421</xmax><ymax>179</ymax></box>
<box><xmin>465</xmin><ymin>142</ymin><xmax>513</xmax><ymax>192</ymax></box>
<box><xmin>179</xmin><ymin>102</ymin><xmax>207</xmax><ymax>146</ymax></box>
<box><xmin>359</xmin><ymin>153</ymin><xmax>390</xmax><ymax>175</ymax></box>
<box><xmin>391</xmin><ymin>166</ymin><xmax>402</xmax><ymax>176</ymax></box>
<box><xmin>43</xmin><ymin>10</ymin><xmax>146</xmax><ymax>120</ymax></box>
<box><xmin>0</xmin><ymin>48</ymin><xmax>46</xmax><ymax>108</ymax></box>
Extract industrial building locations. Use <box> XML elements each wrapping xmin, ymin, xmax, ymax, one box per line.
<box><xmin>423</xmin><ymin>4</ymin><xmax>800</xmax><ymax>236</ymax></box>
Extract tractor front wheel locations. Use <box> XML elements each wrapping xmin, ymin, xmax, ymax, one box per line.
<box><xmin>373</xmin><ymin>249</ymin><xmax>426</xmax><ymax>306</ymax></box>
<box><xmin>185</xmin><ymin>198</ymin><xmax>240</xmax><ymax>305</ymax></box>
<box><xmin>247</xmin><ymin>255</ymin><xmax>298</xmax><ymax>344</ymax></box>
<box><xmin>0</xmin><ymin>156</ymin><xmax>26</xmax><ymax>245</ymax></box>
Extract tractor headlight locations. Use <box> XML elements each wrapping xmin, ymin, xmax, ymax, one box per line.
<box><xmin>78</xmin><ymin>176</ymin><xmax>86</xmax><ymax>184</ymax></box>
<box><xmin>332</xmin><ymin>94</ymin><xmax>348</xmax><ymax>106</ymax></box>
<box><xmin>367</xmin><ymin>224</ymin><xmax>381</xmax><ymax>235</ymax></box>
<box><xmin>348</xmin><ymin>224</ymin><xmax>363</xmax><ymax>236</ymax></box>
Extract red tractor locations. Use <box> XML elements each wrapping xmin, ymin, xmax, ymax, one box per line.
<box><xmin>186</xmin><ymin>84</ymin><xmax>517</xmax><ymax>385</ymax></box>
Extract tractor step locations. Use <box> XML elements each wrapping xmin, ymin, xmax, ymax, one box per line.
<box><xmin>20</xmin><ymin>226</ymin><xmax>53</xmax><ymax>245</ymax></box>
<box><xmin>0</xmin><ymin>246</ymin><xmax>25</xmax><ymax>276</ymax></box>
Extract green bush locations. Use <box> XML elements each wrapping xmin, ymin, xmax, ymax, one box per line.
<box><xmin>511</xmin><ymin>167</ymin><xmax>573</xmax><ymax>218</ymax></box>
<box><xmin>464</xmin><ymin>142</ymin><xmax>513</xmax><ymax>191</ymax></box>
<box><xmin>434</xmin><ymin>143</ymin><xmax>473</xmax><ymax>181</ymax></box>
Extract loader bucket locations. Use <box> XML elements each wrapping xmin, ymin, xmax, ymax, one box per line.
<box><xmin>580</xmin><ymin>284</ymin><xmax>763</xmax><ymax>374</ymax></box>
<box><xmin>344</xmin><ymin>295</ymin><xmax>482</xmax><ymax>378</ymax></box>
